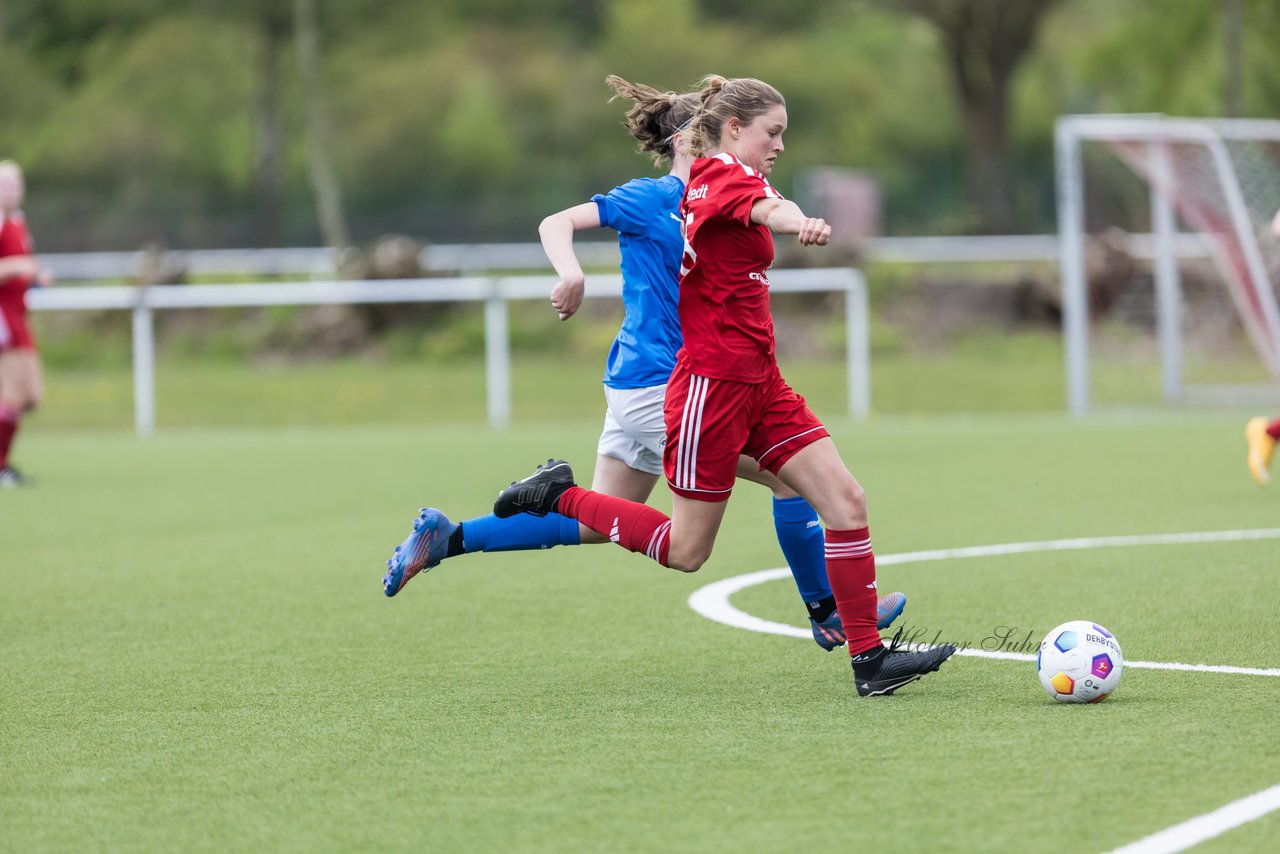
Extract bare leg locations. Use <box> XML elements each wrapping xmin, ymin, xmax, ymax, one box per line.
<box><xmin>0</xmin><ymin>350</ymin><xmax>37</xmax><ymax>477</ymax></box>
<box><xmin>774</xmin><ymin>437</ymin><xmax>878</xmax><ymax>655</ymax></box>
<box><xmin>665</xmin><ymin>493</ymin><xmax>729</xmax><ymax>572</ymax></box>
<box><xmin>773</xmin><ymin>438</ymin><xmax>867</xmax><ymax>528</ymax></box>
<box><xmin>24</xmin><ymin>351</ymin><xmax>42</xmax><ymax>412</ymax></box>
<box><xmin>550</xmin><ymin>479</ymin><xmax>727</xmax><ymax>573</ymax></box>
<box><xmin>0</xmin><ymin>350</ymin><xmax>40</xmax><ymax>411</ymax></box>
<box><xmin>735</xmin><ymin>454</ymin><xmax>800</xmax><ymax>498</ymax></box>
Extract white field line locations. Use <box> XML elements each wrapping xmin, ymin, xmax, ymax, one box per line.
<box><xmin>686</xmin><ymin>528</ymin><xmax>1280</xmax><ymax>678</ymax></box>
<box><xmin>1105</xmin><ymin>784</ymin><xmax>1280</xmax><ymax>854</ymax></box>
<box><xmin>875</xmin><ymin>528</ymin><xmax>1280</xmax><ymax>567</ymax></box>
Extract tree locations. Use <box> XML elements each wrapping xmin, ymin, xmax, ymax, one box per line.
<box><xmin>0</xmin><ymin>0</ymin><xmax>175</xmax><ymax>83</ymax></box>
<box><xmin>253</xmin><ymin>1</ymin><xmax>290</xmax><ymax>246</ymax></box>
<box><xmin>888</xmin><ymin>0</ymin><xmax>1063</xmax><ymax>233</ymax></box>
<box><xmin>1069</xmin><ymin>0</ymin><xmax>1273</xmax><ymax>118</ymax></box>
<box><xmin>1222</xmin><ymin>0</ymin><xmax>1242</xmax><ymax>117</ymax></box>
<box><xmin>293</xmin><ymin>0</ymin><xmax>348</xmax><ymax>252</ymax></box>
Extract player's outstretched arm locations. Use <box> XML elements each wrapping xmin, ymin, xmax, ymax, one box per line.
<box><xmin>750</xmin><ymin>198</ymin><xmax>830</xmax><ymax>246</ymax></box>
<box><xmin>0</xmin><ymin>255</ymin><xmax>45</xmax><ymax>285</ymax></box>
<box><xmin>539</xmin><ymin>202</ymin><xmax>603</xmax><ymax>320</ymax></box>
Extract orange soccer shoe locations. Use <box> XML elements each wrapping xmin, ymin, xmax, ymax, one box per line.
<box><xmin>1245</xmin><ymin>417</ymin><xmax>1276</xmax><ymax>487</ymax></box>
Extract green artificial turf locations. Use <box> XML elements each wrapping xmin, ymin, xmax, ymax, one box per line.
<box><xmin>3</xmin><ymin>413</ymin><xmax>1278</xmax><ymax>852</ymax></box>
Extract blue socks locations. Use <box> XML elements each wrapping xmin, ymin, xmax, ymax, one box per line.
<box><xmin>772</xmin><ymin>495</ymin><xmax>831</xmax><ymax>603</ymax></box>
<box><xmin>460</xmin><ymin>513</ymin><xmax>581</xmax><ymax>553</ymax></box>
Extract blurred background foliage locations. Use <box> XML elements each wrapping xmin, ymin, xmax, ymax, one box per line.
<box><xmin>0</xmin><ymin>0</ymin><xmax>1277</xmax><ymax>251</ymax></box>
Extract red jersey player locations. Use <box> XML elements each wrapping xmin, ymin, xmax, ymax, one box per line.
<box><xmin>493</xmin><ymin>76</ymin><xmax>955</xmax><ymax>698</ymax></box>
<box><xmin>382</xmin><ymin>77</ymin><xmax>907</xmax><ymax>647</ymax></box>
<box><xmin>0</xmin><ymin>160</ymin><xmax>52</xmax><ymax>487</ymax></box>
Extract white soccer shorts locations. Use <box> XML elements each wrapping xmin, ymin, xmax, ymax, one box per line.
<box><xmin>596</xmin><ymin>383</ymin><xmax>667</xmax><ymax>475</ymax></box>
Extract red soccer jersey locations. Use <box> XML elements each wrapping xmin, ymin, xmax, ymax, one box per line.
<box><xmin>0</xmin><ymin>211</ymin><xmax>34</xmax><ymax>300</ymax></box>
<box><xmin>677</xmin><ymin>153</ymin><xmax>784</xmax><ymax>383</ymax></box>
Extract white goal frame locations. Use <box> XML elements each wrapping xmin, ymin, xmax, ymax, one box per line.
<box><xmin>1056</xmin><ymin>114</ymin><xmax>1280</xmax><ymax>414</ymax></box>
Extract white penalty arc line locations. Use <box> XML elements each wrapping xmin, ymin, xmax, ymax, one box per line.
<box><xmin>1105</xmin><ymin>783</ymin><xmax>1280</xmax><ymax>854</ymax></box>
<box><xmin>686</xmin><ymin>527</ymin><xmax>1280</xmax><ymax>678</ymax></box>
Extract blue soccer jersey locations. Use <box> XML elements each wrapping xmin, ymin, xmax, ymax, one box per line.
<box><xmin>592</xmin><ymin>175</ymin><xmax>685</xmax><ymax>389</ymax></box>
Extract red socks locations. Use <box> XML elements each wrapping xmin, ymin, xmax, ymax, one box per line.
<box><xmin>0</xmin><ymin>403</ymin><xmax>19</xmax><ymax>469</ymax></box>
<box><xmin>825</xmin><ymin>527</ymin><xmax>882</xmax><ymax>656</ymax></box>
<box><xmin>553</xmin><ymin>490</ymin><xmax>881</xmax><ymax>656</ymax></box>
<box><xmin>557</xmin><ymin>486</ymin><xmax>672</xmax><ymax>566</ymax></box>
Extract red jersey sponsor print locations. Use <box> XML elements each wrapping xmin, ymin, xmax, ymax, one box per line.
<box><xmin>678</xmin><ymin>153</ymin><xmax>784</xmax><ymax>383</ymax></box>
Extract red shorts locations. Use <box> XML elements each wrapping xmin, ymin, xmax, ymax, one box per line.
<box><xmin>663</xmin><ymin>361</ymin><xmax>829</xmax><ymax>502</ymax></box>
<box><xmin>0</xmin><ymin>298</ymin><xmax>35</xmax><ymax>351</ymax></box>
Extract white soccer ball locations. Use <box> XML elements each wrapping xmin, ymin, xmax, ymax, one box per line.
<box><xmin>1037</xmin><ymin>621</ymin><xmax>1124</xmax><ymax>703</ymax></box>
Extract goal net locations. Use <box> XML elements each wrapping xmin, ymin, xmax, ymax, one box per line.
<box><xmin>1056</xmin><ymin>115</ymin><xmax>1280</xmax><ymax>413</ymax></box>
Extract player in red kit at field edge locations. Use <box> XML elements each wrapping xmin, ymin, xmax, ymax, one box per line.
<box><xmin>1243</xmin><ymin>208</ymin><xmax>1280</xmax><ymax>487</ymax></box>
<box><xmin>494</xmin><ymin>76</ymin><xmax>955</xmax><ymax>697</ymax></box>
<box><xmin>0</xmin><ymin>160</ymin><xmax>53</xmax><ymax>487</ymax></box>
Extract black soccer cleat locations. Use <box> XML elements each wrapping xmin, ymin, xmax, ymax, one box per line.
<box><xmin>852</xmin><ymin>629</ymin><xmax>956</xmax><ymax>697</ymax></box>
<box><xmin>493</xmin><ymin>459</ymin><xmax>576</xmax><ymax>518</ymax></box>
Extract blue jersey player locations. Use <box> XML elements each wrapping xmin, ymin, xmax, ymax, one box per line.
<box><xmin>382</xmin><ymin>76</ymin><xmax>905</xmax><ymax>649</ymax></box>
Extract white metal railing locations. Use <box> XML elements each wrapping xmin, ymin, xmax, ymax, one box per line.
<box><xmin>27</xmin><ymin>268</ymin><xmax>869</xmax><ymax>435</ymax></box>
<box><xmin>39</xmin><ymin>246</ymin><xmax>339</xmax><ymax>281</ymax></box>
<box><xmin>39</xmin><ymin>234</ymin><xmax>1221</xmax><ymax>283</ymax></box>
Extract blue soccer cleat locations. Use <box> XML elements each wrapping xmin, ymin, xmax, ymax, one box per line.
<box><xmin>876</xmin><ymin>591</ymin><xmax>907</xmax><ymax>630</ymax></box>
<box><xmin>811</xmin><ymin>609</ymin><xmax>847</xmax><ymax>651</ymax></box>
<box><xmin>383</xmin><ymin>507</ymin><xmax>458</xmax><ymax>597</ymax></box>
<box><xmin>809</xmin><ymin>592</ymin><xmax>908</xmax><ymax>651</ymax></box>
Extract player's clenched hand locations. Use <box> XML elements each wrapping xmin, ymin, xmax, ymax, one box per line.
<box><xmin>550</xmin><ymin>276</ymin><xmax>585</xmax><ymax>320</ymax></box>
<box><xmin>797</xmin><ymin>217</ymin><xmax>830</xmax><ymax>246</ymax></box>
